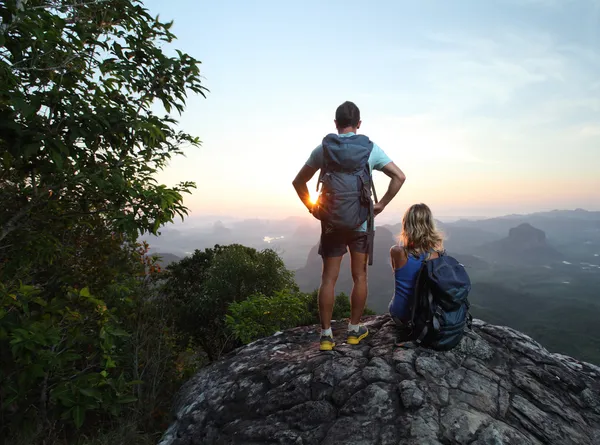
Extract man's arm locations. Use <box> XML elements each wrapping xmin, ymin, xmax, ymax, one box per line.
<box><xmin>374</xmin><ymin>162</ymin><xmax>406</xmax><ymax>215</ymax></box>
<box><xmin>292</xmin><ymin>164</ymin><xmax>319</xmax><ymax>212</ymax></box>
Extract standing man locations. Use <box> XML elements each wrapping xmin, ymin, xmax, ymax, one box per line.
<box><xmin>292</xmin><ymin>101</ymin><xmax>406</xmax><ymax>351</ymax></box>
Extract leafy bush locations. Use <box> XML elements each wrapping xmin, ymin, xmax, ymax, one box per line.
<box><xmin>0</xmin><ymin>237</ymin><xmax>189</xmax><ymax>443</ymax></box>
<box><xmin>161</xmin><ymin>244</ymin><xmax>298</xmax><ymax>360</ymax></box>
<box><xmin>226</xmin><ymin>291</ymin><xmax>308</xmax><ymax>344</ymax></box>
<box><xmin>0</xmin><ymin>283</ymin><xmax>135</xmax><ymax>431</ymax></box>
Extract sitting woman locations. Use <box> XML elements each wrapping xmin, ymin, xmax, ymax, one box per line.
<box><xmin>388</xmin><ymin>203</ymin><xmax>444</xmax><ymax>342</ymax></box>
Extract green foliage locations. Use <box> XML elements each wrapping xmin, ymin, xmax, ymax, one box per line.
<box><xmin>162</xmin><ymin>244</ymin><xmax>298</xmax><ymax>361</ymax></box>
<box><xmin>332</xmin><ymin>292</ymin><xmax>352</xmax><ymax>320</ymax></box>
<box><xmin>0</xmin><ymin>0</ymin><xmax>206</xmax><ymax>273</ymax></box>
<box><xmin>364</xmin><ymin>304</ymin><xmax>377</xmax><ymax>317</ymax></box>
<box><xmin>226</xmin><ymin>290</ymin><xmax>307</xmax><ymax>344</ymax></box>
<box><xmin>0</xmin><ymin>0</ymin><xmax>207</xmax><ymax>442</ymax></box>
<box><xmin>0</xmin><ymin>281</ymin><xmax>137</xmax><ymax>433</ymax></box>
<box><xmin>203</xmin><ymin>245</ymin><xmax>298</xmax><ymax>302</ymax></box>
<box><xmin>226</xmin><ymin>289</ymin><xmax>378</xmax><ymax>345</ymax></box>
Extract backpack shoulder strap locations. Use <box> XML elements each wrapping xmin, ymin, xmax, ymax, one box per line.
<box><xmin>363</xmin><ymin>138</ymin><xmax>376</xmax><ymax>266</ymax></box>
<box><xmin>408</xmin><ymin>258</ymin><xmax>428</xmax><ymax>327</ymax></box>
<box><xmin>367</xmin><ymin>204</ymin><xmax>375</xmax><ymax>266</ymax></box>
<box><xmin>370</xmin><ymin>178</ymin><xmax>378</xmax><ymax>204</ymax></box>
<box><xmin>425</xmin><ymin>248</ymin><xmax>446</xmax><ymax>260</ymax></box>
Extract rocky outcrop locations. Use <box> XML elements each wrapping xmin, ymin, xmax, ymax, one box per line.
<box><xmin>160</xmin><ymin>316</ymin><xmax>600</xmax><ymax>445</ymax></box>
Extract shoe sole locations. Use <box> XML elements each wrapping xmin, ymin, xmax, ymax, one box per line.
<box><xmin>346</xmin><ymin>331</ymin><xmax>369</xmax><ymax>345</ymax></box>
<box><xmin>320</xmin><ymin>341</ymin><xmax>336</xmax><ymax>351</ymax></box>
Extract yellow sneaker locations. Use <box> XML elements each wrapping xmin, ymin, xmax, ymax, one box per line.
<box><xmin>319</xmin><ymin>334</ymin><xmax>336</xmax><ymax>351</ymax></box>
<box><xmin>347</xmin><ymin>325</ymin><xmax>369</xmax><ymax>345</ymax></box>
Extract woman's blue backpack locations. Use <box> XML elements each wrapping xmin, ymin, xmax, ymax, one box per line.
<box><xmin>407</xmin><ymin>250</ymin><xmax>473</xmax><ymax>350</ymax></box>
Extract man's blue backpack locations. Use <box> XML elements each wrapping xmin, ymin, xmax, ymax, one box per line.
<box><xmin>311</xmin><ymin>133</ymin><xmax>378</xmax><ymax>264</ymax></box>
<box><xmin>408</xmin><ymin>251</ymin><xmax>473</xmax><ymax>350</ymax></box>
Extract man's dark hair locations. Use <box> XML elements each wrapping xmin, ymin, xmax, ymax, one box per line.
<box><xmin>335</xmin><ymin>101</ymin><xmax>360</xmax><ymax>128</ymax></box>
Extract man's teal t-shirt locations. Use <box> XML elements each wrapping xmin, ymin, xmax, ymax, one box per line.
<box><xmin>305</xmin><ymin>132</ymin><xmax>392</xmax><ymax>232</ymax></box>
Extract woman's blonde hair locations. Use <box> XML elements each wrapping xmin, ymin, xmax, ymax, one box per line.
<box><xmin>400</xmin><ymin>203</ymin><xmax>444</xmax><ymax>256</ymax></box>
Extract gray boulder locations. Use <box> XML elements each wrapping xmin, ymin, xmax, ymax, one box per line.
<box><xmin>160</xmin><ymin>315</ymin><xmax>600</xmax><ymax>445</ymax></box>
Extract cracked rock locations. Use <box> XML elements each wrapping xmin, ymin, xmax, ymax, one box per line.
<box><xmin>159</xmin><ymin>315</ymin><xmax>600</xmax><ymax>445</ymax></box>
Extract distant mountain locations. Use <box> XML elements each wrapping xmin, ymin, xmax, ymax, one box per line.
<box><xmin>500</xmin><ymin>208</ymin><xmax>600</xmax><ymax>221</ymax></box>
<box><xmin>141</xmin><ymin>208</ymin><xmax>598</xmax><ymax>276</ymax></box>
<box><xmin>475</xmin><ymin>223</ymin><xmax>563</xmax><ymax>266</ymax></box>
<box><xmin>155</xmin><ymin>252</ymin><xmax>182</xmax><ymax>267</ymax></box>
<box><xmin>212</xmin><ymin>220</ymin><xmax>232</xmax><ymax>236</ymax></box>
<box><xmin>450</xmin><ymin>209</ymin><xmax>600</xmax><ymax>245</ymax></box>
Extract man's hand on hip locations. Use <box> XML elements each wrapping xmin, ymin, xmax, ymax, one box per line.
<box><xmin>374</xmin><ymin>202</ymin><xmax>386</xmax><ymax>216</ymax></box>
<box><xmin>292</xmin><ymin>164</ymin><xmax>318</xmax><ymax>211</ymax></box>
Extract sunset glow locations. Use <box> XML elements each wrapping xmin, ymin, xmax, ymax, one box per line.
<box><xmin>147</xmin><ymin>0</ymin><xmax>600</xmax><ymax>220</ymax></box>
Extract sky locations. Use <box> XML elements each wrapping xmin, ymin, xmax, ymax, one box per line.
<box><xmin>144</xmin><ymin>0</ymin><xmax>600</xmax><ymax>222</ymax></box>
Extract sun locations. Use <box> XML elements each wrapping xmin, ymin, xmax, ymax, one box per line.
<box><xmin>309</xmin><ymin>194</ymin><xmax>319</xmax><ymax>205</ymax></box>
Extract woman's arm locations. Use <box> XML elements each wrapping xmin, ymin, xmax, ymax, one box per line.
<box><xmin>390</xmin><ymin>245</ymin><xmax>408</xmax><ymax>270</ymax></box>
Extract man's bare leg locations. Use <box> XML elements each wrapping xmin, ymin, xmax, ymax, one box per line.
<box><xmin>349</xmin><ymin>250</ymin><xmax>369</xmax><ymax>325</ymax></box>
<box><xmin>318</xmin><ymin>255</ymin><xmax>343</xmax><ymax>329</ymax></box>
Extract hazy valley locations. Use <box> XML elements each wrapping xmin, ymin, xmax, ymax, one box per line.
<box><xmin>145</xmin><ymin>209</ymin><xmax>600</xmax><ymax>365</ymax></box>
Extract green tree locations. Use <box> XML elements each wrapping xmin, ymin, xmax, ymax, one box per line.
<box><xmin>162</xmin><ymin>244</ymin><xmax>298</xmax><ymax>361</ymax></box>
<box><xmin>0</xmin><ymin>0</ymin><xmax>206</xmax><ymax>441</ymax></box>
<box><xmin>0</xmin><ymin>0</ymin><xmax>207</xmax><ymax>278</ymax></box>
<box><xmin>226</xmin><ymin>290</ymin><xmax>308</xmax><ymax>345</ymax></box>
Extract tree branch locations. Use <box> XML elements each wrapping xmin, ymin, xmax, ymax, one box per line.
<box><xmin>11</xmin><ymin>53</ymin><xmax>85</xmax><ymax>72</ymax></box>
<box><xmin>0</xmin><ymin>0</ymin><xmax>28</xmax><ymax>34</ymax></box>
<box><xmin>0</xmin><ymin>201</ymin><xmax>37</xmax><ymax>244</ymax></box>
<box><xmin>28</xmin><ymin>0</ymin><xmax>110</xmax><ymax>11</ymax></box>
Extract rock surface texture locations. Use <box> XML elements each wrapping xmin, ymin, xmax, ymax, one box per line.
<box><xmin>159</xmin><ymin>315</ymin><xmax>600</xmax><ymax>445</ymax></box>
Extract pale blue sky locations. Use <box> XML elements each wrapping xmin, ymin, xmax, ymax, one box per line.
<box><xmin>146</xmin><ymin>0</ymin><xmax>600</xmax><ymax>220</ymax></box>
